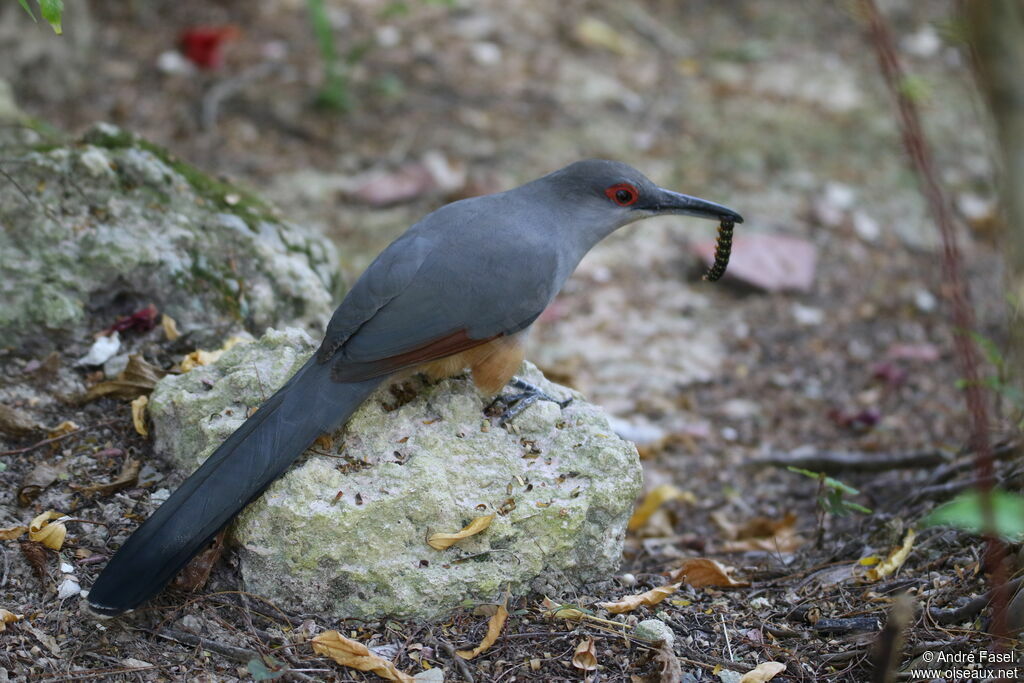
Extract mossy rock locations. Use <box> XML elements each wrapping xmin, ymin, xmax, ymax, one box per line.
<box><xmin>0</xmin><ymin>123</ymin><xmax>343</xmax><ymax>353</ymax></box>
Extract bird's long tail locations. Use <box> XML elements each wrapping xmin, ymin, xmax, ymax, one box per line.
<box><xmin>87</xmin><ymin>357</ymin><xmax>381</xmax><ymax>616</ymax></box>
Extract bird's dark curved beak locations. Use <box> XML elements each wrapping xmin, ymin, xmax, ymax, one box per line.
<box><xmin>645</xmin><ymin>188</ymin><xmax>744</xmax><ymax>224</ymax></box>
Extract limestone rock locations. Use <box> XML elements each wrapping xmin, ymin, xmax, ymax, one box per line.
<box><xmin>0</xmin><ymin>124</ymin><xmax>341</xmax><ymax>353</ymax></box>
<box><xmin>148</xmin><ymin>328</ymin><xmax>642</xmax><ymax>620</ymax></box>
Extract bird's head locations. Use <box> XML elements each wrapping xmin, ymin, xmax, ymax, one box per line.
<box><xmin>540</xmin><ymin>159</ymin><xmax>743</xmax><ymax>242</ymax></box>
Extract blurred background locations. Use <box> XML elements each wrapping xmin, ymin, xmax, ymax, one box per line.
<box><xmin>1</xmin><ymin>0</ymin><xmax>1019</xmax><ymax>676</ymax></box>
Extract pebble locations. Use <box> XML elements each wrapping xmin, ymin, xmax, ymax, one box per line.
<box><xmin>634</xmin><ymin>618</ymin><xmax>675</xmax><ymax>646</ymax></box>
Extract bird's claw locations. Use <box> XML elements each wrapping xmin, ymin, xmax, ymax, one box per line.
<box><xmin>486</xmin><ymin>377</ymin><xmax>573</xmax><ymax>424</ymax></box>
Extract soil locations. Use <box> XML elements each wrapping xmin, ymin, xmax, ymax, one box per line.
<box><xmin>0</xmin><ymin>1</ymin><xmax>1019</xmax><ymax>681</ymax></box>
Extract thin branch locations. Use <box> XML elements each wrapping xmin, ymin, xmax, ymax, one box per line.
<box><xmin>858</xmin><ymin>0</ymin><xmax>1009</xmax><ymax>640</ymax></box>
<box><xmin>0</xmin><ymin>418</ymin><xmax>127</xmax><ymax>456</ymax></box>
<box><xmin>753</xmin><ymin>448</ymin><xmax>949</xmax><ymax>473</ymax></box>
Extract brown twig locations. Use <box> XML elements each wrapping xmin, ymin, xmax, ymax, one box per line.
<box><xmin>0</xmin><ymin>417</ymin><xmax>127</xmax><ymax>456</ymax></box>
<box><xmin>928</xmin><ymin>575</ymin><xmax>1024</xmax><ymax>626</ymax></box>
<box><xmin>858</xmin><ymin>0</ymin><xmax>1009</xmax><ymax>640</ymax></box>
<box><xmin>754</xmin><ymin>448</ymin><xmax>949</xmax><ymax>473</ymax></box>
<box><xmin>150</xmin><ymin>627</ymin><xmax>258</xmax><ymax>663</ymax></box>
<box><xmin>431</xmin><ymin>637</ymin><xmax>475</xmax><ymax>683</ymax></box>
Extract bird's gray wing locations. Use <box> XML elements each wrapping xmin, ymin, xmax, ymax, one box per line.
<box><xmin>316</xmin><ymin>232</ymin><xmax>438</xmax><ymax>364</ymax></box>
<box><xmin>318</xmin><ymin>209</ymin><xmax>559</xmax><ymax>382</ymax></box>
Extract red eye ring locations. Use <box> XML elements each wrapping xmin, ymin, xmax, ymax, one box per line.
<box><xmin>605</xmin><ymin>183</ymin><xmax>639</xmax><ymax>206</ymax></box>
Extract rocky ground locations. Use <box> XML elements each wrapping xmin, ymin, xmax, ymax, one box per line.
<box><xmin>0</xmin><ymin>0</ymin><xmax>1019</xmax><ymax>681</ymax></box>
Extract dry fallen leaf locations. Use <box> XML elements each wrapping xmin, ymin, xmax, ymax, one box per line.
<box><xmin>180</xmin><ymin>336</ymin><xmax>249</xmax><ymax>372</ymax></box>
<box><xmin>671</xmin><ymin>558</ymin><xmax>750</xmax><ymax>589</ymax></box>
<box><xmin>597</xmin><ymin>583</ymin><xmax>680</xmax><ymax>614</ymax></box>
<box><xmin>72</xmin><ymin>457</ymin><xmax>140</xmax><ymax>497</ymax></box>
<box><xmin>19</xmin><ymin>540</ymin><xmax>48</xmax><ymax>583</ymax></box>
<box><xmin>173</xmin><ymin>531</ymin><xmax>226</xmax><ymax>592</ymax></box>
<box><xmin>0</xmin><ymin>403</ymin><xmax>43</xmax><ymax>437</ymax></box>
<box><xmin>18</xmin><ymin>460</ymin><xmax>68</xmax><ymax>506</ymax></box>
<box><xmin>716</xmin><ymin>512</ymin><xmax>805</xmax><ymax>553</ymax></box>
<box><xmin>456</xmin><ymin>599</ymin><xmax>508</xmax><ymax>659</ymax></box>
<box><xmin>312</xmin><ymin>630</ymin><xmax>414</xmax><ymax>682</ymax></box>
<box><xmin>628</xmin><ymin>483</ymin><xmax>696</xmax><ymax>532</ymax></box>
<box><xmin>541</xmin><ymin>597</ymin><xmax>586</xmax><ymax>621</ymax></box>
<box><xmin>131</xmin><ymin>395</ymin><xmax>149</xmax><ymax>437</ymax></box>
<box><xmin>29</xmin><ymin>511</ymin><xmax>68</xmax><ymax>550</ymax></box>
<box><xmin>0</xmin><ymin>609</ymin><xmax>23</xmax><ymax>632</ymax></box>
<box><xmin>162</xmin><ymin>313</ymin><xmax>181</xmax><ymax>341</ymax></box>
<box><xmin>653</xmin><ymin>639</ymin><xmax>683</xmax><ymax>683</ymax></box>
<box><xmin>571</xmin><ymin>637</ymin><xmax>598</xmax><ymax>671</ymax></box>
<box><xmin>739</xmin><ymin>661</ymin><xmax>786</xmax><ymax>682</ymax></box>
<box><xmin>0</xmin><ymin>525</ymin><xmax>27</xmax><ymax>541</ymax></box>
<box><xmin>866</xmin><ymin>529</ymin><xmax>915</xmax><ymax>581</ymax></box>
<box><xmin>85</xmin><ymin>355</ymin><xmax>166</xmax><ymax>401</ymax></box>
<box><xmin>48</xmin><ymin>421</ymin><xmax>79</xmax><ymax>438</ymax></box>
<box><xmin>427</xmin><ymin>514</ymin><xmax>494</xmax><ymax>550</ymax></box>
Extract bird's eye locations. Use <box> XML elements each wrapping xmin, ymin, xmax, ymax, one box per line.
<box><xmin>605</xmin><ymin>183</ymin><xmax>639</xmax><ymax>206</ymax></box>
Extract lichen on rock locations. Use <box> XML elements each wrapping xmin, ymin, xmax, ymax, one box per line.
<box><xmin>0</xmin><ymin>123</ymin><xmax>342</xmax><ymax>353</ymax></box>
<box><xmin>148</xmin><ymin>327</ymin><xmax>642</xmax><ymax>620</ymax></box>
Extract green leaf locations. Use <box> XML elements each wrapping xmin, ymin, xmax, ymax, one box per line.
<box><xmin>898</xmin><ymin>74</ymin><xmax>932</xmax><ymax>104</ymax></box>
<box><xmin>841</xmin><ymin>500</ymin><xmax>873</xmax><ymax>515</ymax></box>
<box><xmin>38</xmin><ymin>0</ymin><xmax>64</xmax><ymax>34</ymax></box>
<box><xmin>923</xmin><ymin>489</ymin><xmax>1024</xmax><ymax>541</ymax></box>
<box><xmin>18</xmin><ymin>0</ymin><xmax>36</xmax><ymax>21</ymax></box>
<box><xmin>967</xmin><ymin>331</ymin><xmax>1005</xmax><ymax>371</ymax></box>
<box><xmin>787</xmin><ymin>467</ymin><xmax>860</xmax><ymax>495</ymax></box>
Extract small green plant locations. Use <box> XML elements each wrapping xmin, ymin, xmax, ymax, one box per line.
<box><xmin>16</xmin><ymin>0</ymin><xmax>63</xmax><ymax>34</ymax></box>
<box><xmin>790</xmin><ymin>467</ymin><xmax>872</xmax><ymax>548</ymax></box>
<box><xmin>788</xmin><ymin>467</ymin><xmax>873</xmax><ymax>516</ymax></box>
<box><xmin>306</xmin><ymin>0</ymin><xmax>350</xmax><ymax>112</ymax></box>
<box><xmin>958</xmin><ymin>331</ymin><xmax>1024</xmax><ymax>428</ymax></box>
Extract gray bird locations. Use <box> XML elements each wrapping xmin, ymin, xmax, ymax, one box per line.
<box><xmin>87</xmin><ymin>159</ymin><xmax>743</xmax><ymax>616</ymax></box>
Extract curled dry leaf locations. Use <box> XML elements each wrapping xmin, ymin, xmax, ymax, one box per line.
<box><xmin>654</xmin><ymin>639</ymin><xmax>683</xmax><ymax>683</ymax></box>
<box><xmin>162</xmin><ymin>313</ymin><xmax>181</xmax><ymax>341</ymax></box>
<box><xmin>312</xmin><ymin>630</ymin><xmax>414</xmax><ymax>682</ymax></box>
<box><xmin>628</xmin><ymin>483</ymin><xmax>696</xmax><ymax>532</ymax></box>
<box><xmin>131</xmin><ymin>395</ymin><xmax>149</xmax><ymax>437</ymax></box>
<box><xmin>180</xmin><ymin>336</ymin><xmax>249</xmax><ymax>372</ymax></box>
<box><xmin>18</xmin><ymin>460</ymin><xmax>68</xmax><ymax>506</ymax></box>
<box><xmin>715</xmin><ymin>512</ymin><xmax>805</xmax><ymax>553</ymax></box>
<box><xmin>0</xmin><ymin>403</ymin><xmax>43</xmax><ymax>437</ymax></box>
<box><xmin>0</xmin><ymin>525</ymin><xmax>28</xmax><ymax>541</ymax></box>
<box><xmin>739</xmin><ymin>661</ymin><xmax>786</xmax><ymax>683</ymax></box>
<box><xmin>541</xmin><ymin>597</ymin><xmax>585</xmax><ymax>621</ymax></box>
<box><xmin>85</xmin><ymin>355</ymin><xmax>166</xmax><ymax>401</ymax></box>
<box><xmin>49</xmin><ymin>421</ymin><xmax>79</xmax><ymax>438</ymax></box>
<box><xmin>456</xmin><ymin>599</ymin><xmax>509</xmax><ymax>660</ymax></box>
<box><xmin>173</xmin><ymin>530</ymin><xmax>226</xmax><ymax>592</ymax></box>
<box><xmin>0</xmin><ymin>609</ymin><xmax>23</xmax><ymax>632</ymax></box>
<box><xmin>597</xmin><ymin>583</ymin><xmax>680</xmax><ymax>614</ymax></box>
<box><xmin>865</xmin><ymin>529</ymin><xmax>915</xmax><ymax>581</ymax></box>
<box><xmin>427</xmin><ymin>514</ymin><xmax>494</xmax><ymax>550</ymax></box>
<box><xmin>29</xmin><ymin>511</ymin><xmax>67</xmax><ymax>550</ymax></box>
<box><xmin>670</xmin><ymin>558</ymin><xmax>749</xmax><ymax>589</ymax></box>
<box><xmin>72</xmin><ymin>457</ymin><xmax>140</xmax><ymax>497</ymax></box>
<box><xmin>571</xmin><ymin>637</ymin><xmax>598</xmax><ymax>671</ymax></box>
<box><xmin>19</xmin><ymin>540</ymin><xmax>49</xmax><ymax>582</ymax></box>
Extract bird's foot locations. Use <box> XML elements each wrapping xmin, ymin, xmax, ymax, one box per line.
<box><xmin>486</xmin><ymin>377</ymin><xmax>573</xmax><ymax>424</ymax></box>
